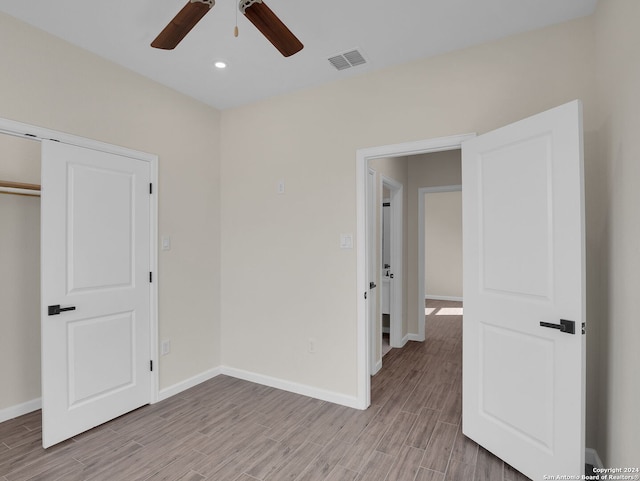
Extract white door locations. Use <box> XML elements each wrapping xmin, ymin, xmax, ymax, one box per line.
<box><xmin>367</xmin><ymin>168</ymin><xmax>379</xmax><ymax>374</ymax></box>
<box><xmin>381</xmin><ymin>200</ymin><xmax>391</xmax><ymax>315</ymax></box>
<box><xmin>41</xmin><ymin>140</ymin><xmax>152</xmax><ymax>448</ymax></box>
<box><xmin>381</xmin><ymin>178</ymin><xmax>403</xmax><ymax>349</ymax></box>
<box><xmin>462</xmin><ymin>100</ymin><xmax>585</xmax><ymax>479</ymax></box>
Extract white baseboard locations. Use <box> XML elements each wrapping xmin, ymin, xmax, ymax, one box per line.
<box><xmin>0</xmin><ymin>397</ymin><xmax>41</xmax><ymax>423</ymax></box>
<box><xmin>372</xmin><ymin>360</ymin><xmax>383</xmax><ymax>376</ymax></box>
<box><xmin>3</xmin><ymin>365</ymin><xmax>365</xmax><ymax>425</ymax></box>
<box><xmin>157</xmin><ymin>367</ymin><xmax>222</xmax><ymax>402</ymax></box>
<box><xmin>221</xmin><ymin>366</ymin><xmax>363</xmax><ymax>410</ymax></box>
<box><xmin>157</xmin><ymin>365</ymin><xmax>364</xmax><ymax>410</ymax></box>
<box><xmin>407</xmin><ymin>333</ymin><xmax>424</xmax><ymax>342</ymax></box>
<box><xmin>585</xmin><ymin>448</ymin><xmax>603</xmax><ymax>468</ymax></box>
<box><xmin>426</xmin><ymin>295</ymin><xmax>463</xmax><ymax>302</ymax></box>
<box><xmin>0</xmin><ymin>369</ymin><xmax>223</xmax><ymax>422</ymax></box>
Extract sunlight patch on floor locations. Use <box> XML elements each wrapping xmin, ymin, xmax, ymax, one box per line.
<box><xmin>437</xmin><ymin>307</ymin><xmax>464</xmax><ymax>315</ymax></box>
<box><xmin>425</xmin><ymin>307</ymin><xmax>464</xmax><ymax>316</ymax></box>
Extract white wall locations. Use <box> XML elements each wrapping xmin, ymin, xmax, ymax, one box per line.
<box><xmin>0</xmin><ymin>11</ymin><xmax>222</xmax><ymax>411</ymax></box>
<box><xmin>593</xmin><ymin>0</ymin><xmax>640</xmax><ymax>467</ymax></box>
<box><xmin>424</xmin><ymin>191</ymin><xmax>462</xmax><ymax>299</ymax></box>
<box><xmin>220</xmin><ymin>16</ymin><xmax>597</xmax><ymax>408</ymax></box>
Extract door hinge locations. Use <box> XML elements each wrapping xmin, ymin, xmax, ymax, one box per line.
<box><xmin>149</xmin><ymin>183</ymin><xmax>153</xmax><ymax>194</ymax></box>
<box><xmin>150</xmin><ymin>360</ymin><xmax>153</xmax><ymax>372</ymax></box>
<box><xmin>149</xmin><ymin>272</ymin><xmax>153</xmax><ymax>283</ymax></box>
<box><xmin>364</xmin><ymin>292</ymin><xmax>367</xmax><ymax>299</ymax></box>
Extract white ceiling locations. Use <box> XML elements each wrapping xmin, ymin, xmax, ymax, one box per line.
<box><xmin>0</xmin><ymin>0</ymin><xmax>597</xmax><ymax>110</ymax></box>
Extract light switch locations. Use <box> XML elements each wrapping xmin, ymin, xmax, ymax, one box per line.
<box><xmin>161</xmin><ymin>236</ymin><xmax>171</xmax><ymax>251</ymax></box>
<box><xmin>340</xmin><ymin>234</ymin><xmax>353</xmax><ymax>249</ymax></box>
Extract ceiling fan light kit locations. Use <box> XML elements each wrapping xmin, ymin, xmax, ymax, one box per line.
<box><xmin>151</xmin><ymin>0</ymin><xmax>302</xmax><ymax>57</ymax></box>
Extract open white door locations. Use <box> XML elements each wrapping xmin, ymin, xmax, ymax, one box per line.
<box><xmin>367</xmin><ymin>168</ymin><xmax>379</xmax><ymax>375</ymax></box>
<box><xmin>462</xmin><ymin>100</ymin><xmax>585</xmax><ymax>479</ymax></box>
<box><xmin>41</xmin><ymin>140</ymin><xmax>152</xmax><ymax>448</ymax></box>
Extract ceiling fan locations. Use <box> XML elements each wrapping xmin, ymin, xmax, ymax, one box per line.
<box><xmin>151</xmin><ymin>0</ymin><xmax>303</xmax><ymax>57</ymax></box>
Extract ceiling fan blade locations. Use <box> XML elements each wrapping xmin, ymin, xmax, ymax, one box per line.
<box><xmin>151</xmin><ymin>0</ymin><xmax>214</xmax><ymax>50</ymax></box>
<box><xmin>241</xmin><ymin>1</ymin><xmax>303</xmax><ymax>57</ymax></box>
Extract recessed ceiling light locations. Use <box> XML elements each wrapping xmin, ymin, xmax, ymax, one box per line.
<box><xmin>214</xmin><ymin>61</ymin><xmax>227</xmax><ymax>69</ymax></box>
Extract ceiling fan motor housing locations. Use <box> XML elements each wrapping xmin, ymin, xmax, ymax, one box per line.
<box><xmin>239</xmin><ymin>0</ymin><xmax>263</xmax><ymax>14</ymax></box>
<box><xmin>191</xmin><ymin>0</ymin><xmax>216</xmax><ymax>8</ymax></box>
<box><xmin>191</xmin><ymin>0</ymin><xmax>215</xmax><ymax>7</ymax></box>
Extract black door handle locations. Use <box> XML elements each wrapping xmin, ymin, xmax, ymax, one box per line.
<box><xmin>540</xmin><ymin>319</ymin><xmax>575</xmax><ymax>334</ymax></box>
<box><xmin>389</xmin><ymin>274</ymin><xmax>394</xmax><ymax>279</ymax></box>
<box><xmin>48</xmin><ymin>304</ymin><xmax>76</xmax><ymax>316</ymax></box>
<box><xmin>369</xmin><ymin>282</ymin><xmax>377</xmax><ymax>289</ymax></box>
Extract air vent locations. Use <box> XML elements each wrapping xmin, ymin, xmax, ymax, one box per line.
<box><xmin>328</xmin><ymin>49</ymin><xmax>367</xmax><ymax>71</ymax></box>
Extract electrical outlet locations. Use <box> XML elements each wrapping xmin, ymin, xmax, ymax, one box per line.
<box><xmin>161</xmin><ymin>340</ymin><xmax>171</xmax><ymax>356</ymax></box>
<box><xmin>308</xmin><ymin>338</ymin><xmax>316</xmax><ymax>353</ymax></box>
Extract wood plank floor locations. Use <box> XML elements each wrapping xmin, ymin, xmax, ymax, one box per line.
<box><xmin>0</xmin><ymin>300</ymin><xmax>531</xmax><ymax>481</ymax></box>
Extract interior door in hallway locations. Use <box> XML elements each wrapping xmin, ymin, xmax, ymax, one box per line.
<box><xmin>462</xmin><ymin>100</ymin><xmax>586</xmax><ymax>479</ymax></box>
<box><xmin>41</xmin><ymin>140</ymin><xmax>152</xmax><ymax>448</ymax></box>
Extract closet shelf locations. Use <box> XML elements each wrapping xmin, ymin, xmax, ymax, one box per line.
<box><xmin>0</xmin><ymin>180</ymin><xmax>41</xmax><ymax>197</ymax></box>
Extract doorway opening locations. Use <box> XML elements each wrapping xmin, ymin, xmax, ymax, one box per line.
<box><xmin>0</xmin><ymin>118</ymin><xmax>159</xmax><ymax>442</ymax></box>
<box><xmin>358</xmin><ymin>101</ymin><xmax>586</xmax><ymax>479</ymax></box>
<box><xmin>356</xmin><ymin>133</ymin><xmax>475</xmax><ymax>409</ymax></box>
<box><xmin>418</xmin><ymin>183</ymin><xmax>463</xmax><ymax>341</ymax></box>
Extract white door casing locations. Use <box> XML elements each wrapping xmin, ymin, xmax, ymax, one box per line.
<box><xmin>462</xmin><ymin>100</ymin><xmax>586</xmax><ymax>479</ymax></box>
<box><xmin>41</xmin><ymin>140</ymin><xmax>154</xmax><ymax>448</ymax></box>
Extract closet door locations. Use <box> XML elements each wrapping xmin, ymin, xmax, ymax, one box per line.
<box><xmin>41</xmin><ymin>140</ymin><xmax>151</xmax><ymax>448</ymax></box>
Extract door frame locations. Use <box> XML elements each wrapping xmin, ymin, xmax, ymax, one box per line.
<box><xmin>418</xmin><ymin>184</ymin><xmax>462</xmax><ymax>341</ymax></box>
<box><xmin>356</xmin><ymin>133</ymin><xmax>475</xmax><ymax>409</ymax></box>
<box><xmin>0</xmin><ymin>116</ymin><xmax>159</xmax><ymax>405</ymax></box>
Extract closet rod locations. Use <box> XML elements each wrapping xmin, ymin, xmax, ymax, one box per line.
<box><xmin>0</xmin><ymin>180</ymin><xmax>41</xmax><ymax>197</ymax></box>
